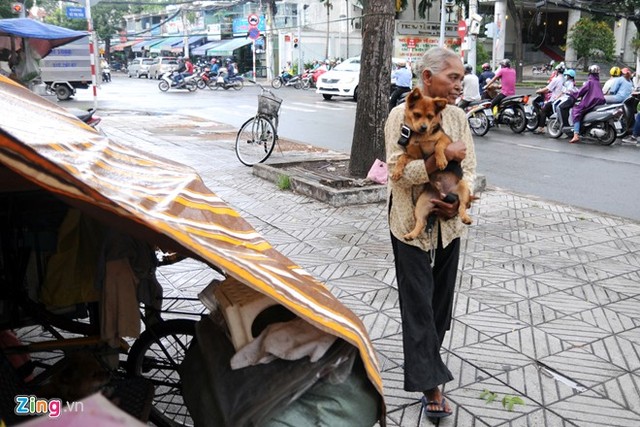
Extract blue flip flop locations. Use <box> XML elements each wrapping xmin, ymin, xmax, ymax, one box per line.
<box><xmin>421</xmin><ymin>395</ymin><xmax>452</xmax><ymax>419</ymax></box>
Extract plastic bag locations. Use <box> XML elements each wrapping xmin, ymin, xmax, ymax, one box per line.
<box><xmin>366</xmin><ymin>159</ymin><xmax>388</xmax><ymax>185</ymax></box>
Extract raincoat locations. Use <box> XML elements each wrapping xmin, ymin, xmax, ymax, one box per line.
<box><xmin>571</xmin><ymin>73</ymin><xmax>605</xmax><ymax>123</ymax></box>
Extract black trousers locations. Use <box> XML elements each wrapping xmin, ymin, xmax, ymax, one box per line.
<box><xmin>390</xmin><ymin>232</ymin><xmax>459</xmax><ymax>392</ymax></box>
<box><xmin>490</xmin><ymin>93</ymin><xmax>506</xmax><ymax>111</ymax></box>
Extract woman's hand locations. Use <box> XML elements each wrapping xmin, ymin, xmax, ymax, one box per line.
<box><xmin>431</xmin><ymin>197</ymin><xmax>459</xmax><ymax>219</ymax></box>
<box><xmin>445</xmin><ymin>140</ymin><xmax>467</xmax><ymax>162</ymax></box>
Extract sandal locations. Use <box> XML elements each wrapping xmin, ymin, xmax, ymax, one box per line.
<box><xmin>421</xmin><ymin>395</ymin><xmax>452</xmax><ymax>419</ymax></box>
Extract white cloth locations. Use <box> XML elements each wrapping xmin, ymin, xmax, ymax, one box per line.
<box><xmin>230</xmin><ymin>318</ymin><xmax>337</xmax><ymax>370</ymax></box>
<box><xmin>462</xmin><ymin>73</ymin><xmax>481</xmax><ymax>102</ymax></box>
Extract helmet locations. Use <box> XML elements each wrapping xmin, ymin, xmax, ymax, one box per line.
<box><xmin>609</xmin><ymin>66</ymin><xmax>621</xmax><ymax>77</ymax></box>
<box><xmin>500</xmin><ymin>58</ymin><xmax>511</xmax><ymax>68</ymax></box>
<box><xmin>482</xmin><ymin>63</ymin><xmax>490</xmax><ymax>71</ymax></box>
<box><xmin>464</xmin><ymin>64</ymin><xmax>473</xmax><ymax>73</ymax></box>
<box><xmin>563</xmin><ymin>69</ymin><xmax>576</xmax><ymax>79</ymax></box>
<box><xmin>555</xmin><ymin>62</ymin><xmax>565</xmax><ymax>73</ymax></box>
<box><xmin>621</xmin><ymin>67</ymin><xmax>632</xmax><ymax>76</ymax></box>
<box><xmin>588</xmin><ymin>64</ymin><xmax>600</xmax><ymax>75</ymax></box>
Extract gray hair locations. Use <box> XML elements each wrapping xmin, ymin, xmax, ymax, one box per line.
<box><xmin>416</xmin><ymin>47</ymin><xmax>462</xmax><ymax>89</ymax></box>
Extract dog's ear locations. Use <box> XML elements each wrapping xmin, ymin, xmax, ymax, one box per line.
<box><xmin>433</xmin><ymin>98</ymin><xmax>448</xmax><ymax>113</ymax></box>
<box><xmin>406</xmin><ymin>87</ymin><xmax>423</xmax><ymax>108</ymax></box>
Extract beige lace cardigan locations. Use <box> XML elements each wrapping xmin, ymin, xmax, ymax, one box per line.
<box><xmin>385</xmin><ymin>103</ymin><xmax>477</xmax><ymax>251</ymax></box>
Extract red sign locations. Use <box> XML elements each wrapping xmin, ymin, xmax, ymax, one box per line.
<box><xmin>457</xmin><ymin>20</ymin><xmax>467</xmax><ymax>39</ymax></box>
<box><xmin>407</xmin><ymin>38</ymin><xmax>416</xmax><ymax>49</ymax></box>
<box><xmin>248</xmin><ymin>14</ymin><xmax>260</xmax><ymax>27</ymax></box>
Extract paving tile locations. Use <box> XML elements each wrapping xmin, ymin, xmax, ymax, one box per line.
<box><xmin>463</xmin><ymin>285</ymin><xmax>527</xmax><ymax>309</ymax></box>
<box><xmin>448</xmin><ymin>339</ymin><xmax>534</xmax><ymax>378</ymax></box>
<box><xmin>529</xmin><ymin>290</ymin><xmax>598</xmax><ymax>316</ymax></box>
<box><xmin>593</xmin><ymin>274</ymin><xmax>640</xmax><ymax>297</ymax></box>
<box><xmin>500</xmin><ymin>277</ymin><xmax>562</xmax><ymax>300</ymax></box>
<box><xmin>601</xmin><ymin>298</ymin><xmax>640</xmax><ymax>324</ymax></box>
<box><xmin>453</xmin><ymin>293</ymin><xmax>493</xmax><ymax>317</ymax></box>
<box><xmin>494</xmin><ymin>363</ymin><xmax>577</xmax><ymax>407</ymax></box>
<box><xmin>445</xmin><ymin>319</ymin><xmax>491</xmax><ymax>350</ymax></box>
<box><xmin>500</xmin><ymin>408</ymin><xmax>577</xmax><ymax>427</ymax></box>
<box><xmin>538</xmin><ymin>347</ymin><xmax>626</xmax><ymax>388</ymax></box>
<box><xmin>619</xmin><ymin>326</ymin><xmax>640</xmax><ymax>346</ymax></box>
<box><xmin>547</xmin><ymin>390</ymin><xmax>640</xmax><ymax>426</ymax></box>
<box><xmin>528</xmin><ymin>270</ymin><xmax>588</xmax><ymax>292</ymax></box>
<box><xmin>493</xmin><ymin>326</ymin><xmax>571</xmax><ymax>360</ymax></box>
<box><xmin>454</xmin><ymin>308</ymin><xmax>529</xmax><ymax>338</ymax></box>
<box><xmin>571</xmin><ymin>305</ymin><xmax>638</xmax><ymax>334</ymax></box>
<box><xmin>587</xmin><ymin>335</ymin><xmax>640</xmax><ymax>372</ymax></box>
<box><xmin>593</xmin><ymin>372</ymin><xmax>640</xmax><ymax>413</ymax></box>
<box><xmin>536</xmin><ymin>316</ymin><xmax>612</xmax><ymax>347</ymax></box>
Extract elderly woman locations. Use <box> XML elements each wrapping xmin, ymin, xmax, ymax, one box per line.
<box><xmin>385</xmin><ymin>47</ymin><xmax>477</xmax><ymax>418</ymax></box>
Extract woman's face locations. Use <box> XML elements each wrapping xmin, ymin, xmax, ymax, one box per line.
<box><xmin>421</xmin><ymin>59</ymin><xmax>464</xmax><ymax>104</ymax></box>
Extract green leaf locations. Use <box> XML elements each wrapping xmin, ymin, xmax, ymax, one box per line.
<box><xmin>486</xmin><ymin>393</ymin><xmax>497</xmax><ymax>404</ymax></box>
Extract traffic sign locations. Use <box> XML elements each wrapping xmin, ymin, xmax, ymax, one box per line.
<box><xmin>457</xmin><ymin>20</ymin><xmax>467</xmax><ymax>39</ymax></box>
<box><xmin>66</xmin><ymin>6</ymin><xmax>85</xmax><ymax>19</ymax></box>
<box><xmin>248</xmin><ymin>27</ymin><xmax>260</xmax><ymax>40</ymax></box>
<box><xmin>248</xmin><ymin>14</ymin><xmax>260</xmax><ymax>27</ymax></box>
<box><xmin>406</xmin><ymin>38</ymin><xmax>416</xmax><ymax>49</ymax></box>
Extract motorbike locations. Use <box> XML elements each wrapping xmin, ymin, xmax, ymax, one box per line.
<box><xmin>466</xmin><ymin>100</ymin><xmax>494</xmax><ymax>137</ymax></box>
<box><xmin>102</xmin><ymin>66</ymin><xmax>111</xmax><ymax>83</ymax></box>
<box><xmin>477</xmin><ymin>88</ymin><xmax>529</xmax><ymax>134</ymax></box>
<box><xmin>193</xmin><ymin>67</ymin><xmax>211</xmax><ymax>90</ymax></box>
<box><xmin>271</xmin><ymin>71</ymin><xmax>303</xmax><ymax>89</ymax></box>
<box><xmin>596</xmin><ymin>93</ymin><xmax>640</xmax><ymax>138</ymax></box>
<box><xmin>209</xmin><ymin>72</ymin><xmax>244</xmax><ymax>90</ymax></box>
<box><xmin>69</xmin><ymin>107</ymin><xmax>102</xmax><ymax>129</ymax></box>
<box><xmin>525</xmin><ymin>93</ymin><xmax>546</xmax><ymax>132</ymax></box>
<box><xmin>546</xmin><ymin>102</ymin><xmax>620</xmax><ymax>146</ymax></box>
<box><xmin>158</xmin><ymin>71</ymin><xmax>198</xmax><ymax>92</ymax></box>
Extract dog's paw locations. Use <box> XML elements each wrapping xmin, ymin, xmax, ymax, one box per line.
<box><xmin>402</xmin><ymin>233</ymin><xmax>417</xmax><ymax>241</ymax></box>
<box><xmin>461</xmin><ymin>214</ymin><xmax>473</xmax><ymax>225</ymax></box>
<box><xmin>435</xmin><ymin>157</ymin><xmax>448</xmax><ymax>170</ymax></box>
<box><xmin>390</xmin><ymin>171</ymin><xmax>402</xmax><ymax>181</ymax></box>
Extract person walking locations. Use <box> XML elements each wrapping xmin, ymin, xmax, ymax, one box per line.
<box><xmin>569</xmin><ymin>65</ymin><xmax>606</xmax><ymax>143</ymax></box>
<box><xmin>457</xmin><ymin>64</ymin><xmax>480</xmax><ymax>110</ymax></box>
<box><xmin>389</xmin><ymin>59</ymin><xmax>413</xmax><ymax>111</ymax></box>
<box><xmin>385</xmin><ymin>46</ymin><xmax>477</xmax><ymax>420</ymax></box>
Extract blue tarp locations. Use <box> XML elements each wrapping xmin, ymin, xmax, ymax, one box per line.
<box><xmin>0</xmin><ymin>18</ymin><xmax>88</xmax><ymax>58</ymax></box>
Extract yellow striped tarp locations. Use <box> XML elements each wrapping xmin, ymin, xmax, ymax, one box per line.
<box><xmin>0</xmin><ymin>76</ymin><xmax>385</xmax><ymax>421</ymax></box>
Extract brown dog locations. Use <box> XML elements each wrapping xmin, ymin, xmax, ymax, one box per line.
<box><xmin>390</xmin><ymin>87</ymin><xmax>474</xmax><ymax>240</ymax></box>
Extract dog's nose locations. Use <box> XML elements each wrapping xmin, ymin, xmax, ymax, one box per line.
<box><xmin>420</xmin><ymin>124</ymin><xmax>428</xmax><ymax>132</ymax></box>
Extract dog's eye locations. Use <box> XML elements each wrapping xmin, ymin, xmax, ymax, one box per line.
<box><xmin>413</xmin><ymin>112</ymin><xmax>422</xmax><ymax>119</ymax></box>
<box><xmin>426</xmin><ymin>114</ymin><xmax>434</xmax><ymax>120</ymax></box>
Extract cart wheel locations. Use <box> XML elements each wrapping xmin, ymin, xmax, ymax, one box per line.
<box><xmin>127</xmin><ymin>319</ymin><xmax>196</xmax><ymax>427</ymax></box>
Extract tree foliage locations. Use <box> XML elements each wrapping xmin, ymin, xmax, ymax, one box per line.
<box><xmin>567</xmin><ymin>18</ymin><xmax>615</xmax><ymax>70</ymax></box>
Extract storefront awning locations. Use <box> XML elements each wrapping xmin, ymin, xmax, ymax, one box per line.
<box><xmin>149</xmin><ymin>36</ymin><xmax>183</xmax><ymax>54</ymax></box>
<box><xmin>131</xmin><ymin>38</ymin><xmax>163</xmax><ymax>52</ymax></box>
<box><xmin>191</xmin><ymin>40</ymin><xmax>225</xmax><ymax>56</ymax></box>
<box><xmin>206</xmin><ymin>37</ymin><xmax>252</xmax><ymax>57</ymax></box>
<box><xmin>112</xmin><ymin>39</ymin><xmax>143</xmax><ymax>51</ymax></box>
<box><xmin>170</xmin><ymin>36</ymin><xmax>207</xmax><ymax>54</ymax></box>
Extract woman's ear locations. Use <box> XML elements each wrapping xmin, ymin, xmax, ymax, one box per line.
<box><xmin>422</xmin><ymin>69</ymin><xmax>432</xmax><ymax>88</ymax></box>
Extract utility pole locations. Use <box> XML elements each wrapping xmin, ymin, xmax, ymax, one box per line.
<box><xmin>182</xmin><ymin>7</ymin><xmax>190</xmax><ymax>58</ymax></box>
<box><xmin>297</xmin><ymin>1</ymin><xmax>302</xmax><ymax>75</ymax></box>
<box><xmin>85</xmin><ymin>0</ymin><xmax>97</xmax><ymax>109</ymax></box>
<box><xmin>468</xmin><ymin>0</ymin><xmax>478</xmax><ymax>72</ymax></box>
<box><xmin>439</xmin><ymin>0</ymin><xmax>446</xmax><ymax>47</ymax></box>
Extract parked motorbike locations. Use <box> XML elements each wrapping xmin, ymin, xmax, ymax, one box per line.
<box><xmin>102</xmin><ymin>66</ymin><xmax>111</xmax><ymax>83</ymax></box>
<box><xmin>158</xmin><ymin>71</ymin><xmax>198</xmax><ymax>92</ymax></box>
<box><xmin>546</xmin><ymin>102</ymin><xmax>620</xmax><ymax>146</ymax></box>
<box><xmin>69</xmin><ymin>108</ymin><xmax>102</xmax><ymax>129</ymax></box>
<box><xmin>209</xmin><ymin>73</ymin><xmax>244</xmax><ymax>90</ymax></box>
<box><xmin>271</xmin><ymin>71</ymin><xmax>303</xmax><ymax>89</ymax></box>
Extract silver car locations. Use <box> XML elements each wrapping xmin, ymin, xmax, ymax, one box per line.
<box><xmin>127</xmin><ymin>58</ymin><xmax>154</xmax><ymax>78</ymax></box>
<box><xmin>148</xmin><ymin>57</ymin><xmax>179</xmax><ymax>80</ymax></box>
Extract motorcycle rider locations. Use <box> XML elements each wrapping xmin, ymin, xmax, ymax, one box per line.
<box><xmin>569</xmin><ymin>65</ymin><xmax>606</xmax><ymax>144</ymax></box>
<box><xmin>534</xmin><ymin>63</ymin><xmax>566</xmax><ymax>134</ymax></box>
<box><xmin>458</xmin><ymin>64</ymin><xmax>480</xmax><ymax>110</ymax></box>
<box><xmin>603</xmin><ymin>66</ymin><xmax>621</xmax><ymax>95</ymax></box>
<box><xmin>173</xmin><ymin>57</ymin><xmax>187</xmax><ymax>87</ymax></box>
<box><xmin>209</xmin><ymin>58</ymin><xmax>220</xmax><ymax>76</ymax></box>
<box><xmin>224</xmin><ymin>58</ymin><xmax>237</xmax><ymax>84</ymax></box>
<box><xmin>389</xmin><ymin>59</ymin><xmax>413</xmax><ymax>111</ymax></box>
<box><xmin>485</xmin><ymin>59</ymin><xmax>516</xmax><ymax>113</ymax></box>
<box><xmin>553</xmin><ymin>69</ymin><xmax>578</xmax><ymax>131</ymax></box>
<box><xmin>604</xmin><ymin>67</ymin><xmax>633</xmax><ymax>104</ymax></box>
<box><xmin>478</xmin><ymin>63</ymin><xmax>495</xmax><ymax>98</ymax></box>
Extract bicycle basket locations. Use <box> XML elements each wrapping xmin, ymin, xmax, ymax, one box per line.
<box><xmin>258</xmin><ymin>92</ymin><xmax>282</xmax><ymax>117</ymax></box>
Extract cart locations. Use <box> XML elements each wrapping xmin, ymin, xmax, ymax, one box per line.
<box><xmin>0</xmin><ymin>75</ymin><xmax>386</xmax><ymax>426</ymax></box>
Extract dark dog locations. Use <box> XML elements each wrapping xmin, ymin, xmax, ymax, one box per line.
<box><xmin>391</xmin><ymin>87</ymin><xmax>475</xmax><ymax>240</ymax></box>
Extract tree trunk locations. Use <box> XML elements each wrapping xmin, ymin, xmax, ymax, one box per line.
<box><xmin>348</xmin><ymin>0</ymin><xmax>395</xmax><ymax>177</ymax></box>
<box><xmin>507</xmin><ymin>0</ymin><xmax>524</xmax><ymax>83</ymax></box>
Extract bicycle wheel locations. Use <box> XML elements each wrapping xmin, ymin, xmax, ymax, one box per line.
<box><xmin>127</xmin><ymin>319</ymin><xmax>196</xmax><ymax>427</ymax></box>
<box><xmin>235</xmin><ymin>116</ymin><xmax>277</xmax><ymax>166</ymax></box>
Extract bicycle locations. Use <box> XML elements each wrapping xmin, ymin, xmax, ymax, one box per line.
<box><xmin>235</xmin><ymin>81</ymin><xmax>282</xmax><ymax>166</ymax></box>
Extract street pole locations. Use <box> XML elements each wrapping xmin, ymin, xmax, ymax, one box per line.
<box><xmin>297</xmin><ymin>2</ymin><xmax>302</xmax><ymax>75</ymax></box>
<box><xmin>182</xmin><ymin>8</ymin><xmax>190</xmax><ymax>58</ymax></box>
<box><xmin>439</xmin><ymin>0</ymin><xmax>446</xmax><ymax>47</ymax></box>
<box><xmin>85</xmin><ymin>0</ymin><xmax>97</xmax><ymax>109</ymax></box>
<box><xmin>345</xmin><ymin>0</ymin><xmax>349</xmax><ymax>58</ymax></box>
<box><xmin>265</xmin><ymin>4</ymin><xmax>274</xmax><ymax>80</ymax></box>
<box><xmin>468</xmin><ymin>0</ymin><xmax>478</xmax><ymax>72</ymax></box>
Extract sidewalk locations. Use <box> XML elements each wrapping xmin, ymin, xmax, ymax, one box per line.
<box><xmin>102</xmin><ymin>111</ymin><xmax>640</xmax><ymax>427</ymax></box>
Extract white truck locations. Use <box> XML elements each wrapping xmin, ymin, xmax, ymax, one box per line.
<box><xmin>40</xmin><ymin>36</ymin><xmax>93</xmax><ymax>101</ymax></box>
